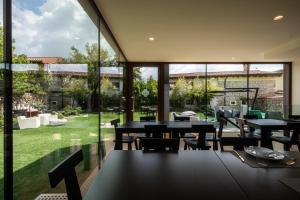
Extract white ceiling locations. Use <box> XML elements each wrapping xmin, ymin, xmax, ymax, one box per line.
<box><xmin>95</xmin><ymin>0</ymin><xmax>300</xmax><ymax>62</ymax></box>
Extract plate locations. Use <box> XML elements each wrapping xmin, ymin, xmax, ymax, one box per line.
<box><xmin>244</xmin><ymin>146</ymin><xmax>285</xmax><ymax>161</ymax></box>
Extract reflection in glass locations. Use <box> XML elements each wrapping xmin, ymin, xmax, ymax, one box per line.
<box><xmin>133</xmin><ymin>67</ymin><xmax>158</xmax><ymax>121</ymax></box>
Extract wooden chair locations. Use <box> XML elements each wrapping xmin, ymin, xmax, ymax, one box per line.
<box><xmin>205</xmin><ymin>119</ymin><xmax>225</xmax><ymax>150</ymax></box>
<box><xmin>36</xmin><ymin>150</ymin><xmax>83</xmax><ymax>200</ymax></box>
<box><xmin>270</xmin><ymin>117</ymin><xmax>300</xmax><ymax>151</ymax></box>
<box><xmin>135</xmin><ymin>116</ymin><xmax>156</xmax><ymax>149</ymax></box>
<box><xmin>141</xmin><ymin>138</ymin><xmax>180</xmax><ymax>152</ymax></box>
<box><xmin>183</xmin><ymin>125</ymin><xmax>215</xmax><ymax>150</ymax></box>
<box><xmin>144</xmin><ymin>124</ymin><xmax>167</xmax><ymax>138</ymax></box>
<box><xmin>173</xmin><ymin>116</ymin><xmax>196</xmax><ymax>149</ymax></box>
<box><xmin>111</xmin><ymin>119</ymin><xmax>136</xmax><ymax>150</ymax></box>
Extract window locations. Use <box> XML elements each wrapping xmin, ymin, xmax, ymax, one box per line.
<box><xmin>133</xmin><ymin>66</ymin><xmax>158</xmax><ymax>121</ymax></box>
<box><xmin>249</xmin><ymin>64</ymin><xmax>284</xmax><ymax>119</ymax></box>
<box><xmin>12</xmin><ymin>1</ymin><xmax>99</xmax><ymax>198</ymax></box>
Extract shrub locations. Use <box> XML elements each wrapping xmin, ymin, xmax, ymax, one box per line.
<box><xmin>62</xmin><ymin>105</ymin><xmax>82</xmax><ymax>116</ymax></box>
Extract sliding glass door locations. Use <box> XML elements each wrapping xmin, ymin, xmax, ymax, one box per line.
<box><xmin>133</xmin><ymin>66</ymin><xmax>158</xmax><ymax>121</ymax></box>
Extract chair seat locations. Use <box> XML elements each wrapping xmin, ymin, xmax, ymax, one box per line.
<box><xmin>35</xmin><ymin>193</ymin><xmax>68</xmax><ymax>200</ymax></box>
<box><xmin>180</xmin><ymin>132</ymin><xmax>196</xmax><ymax>138</ymax></box>
<box><xmin>271</xmin><ymin>136</ymin><xmax>291</xmax><ymax>144</ymax></box>
<box><xmin>114</xmin><ymin>136</ymin><xmax>135</xmax><ymax>143</ymax></box>
<box><xmin>135</xmin><ymin>133</ymin><xmax>147</xmax><ymax>138</ymax></box>
<box><xmin>183</xmin><ymin>138</ymin><xmax>211</xmax><ymax>150</ymax></box>
<box><xmin>205</xmin><ymin>134</ymin><xmax>220</xmax><ymax>141</ymax></box>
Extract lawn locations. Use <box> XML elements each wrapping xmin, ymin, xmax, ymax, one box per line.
<box><xmin>0</xmin><ymin>113</ymin><xmax>116</xmax><ymax>180</ymax></box>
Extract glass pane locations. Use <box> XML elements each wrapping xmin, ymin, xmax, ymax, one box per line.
<box><xmin>133</xmin><ymin>67</ymin><xmax>158</xmax><ymax>121</ymax></box>
<box><xmin>249</xmin><ymin>64</ymin><xmax>284</xmax><ymax>119</ymax></box>
<box><xmin>12</xmin><ymin>1</ymin><xmax>99</xmax><ymax>199</ymax></box>
<box><xmin>0</xmin><ymin>0</ymin><xmax>4</xmax><ymax>197</ymax></box>
<box><xmin>169</xmin><ymin>64</ymin><xmax>208</xmax><ymax>121</ymax></box>
<box><xmin>207</xmin><ymin>64</ymin><xmax>247</xmax><ymax>134</ymax></box>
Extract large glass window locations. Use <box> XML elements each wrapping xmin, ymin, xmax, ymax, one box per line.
<box><xmin>133</xmin><ymin>67</ymin><xmax>158</xmax><ymax>121</ymax></box>
<box><xmin>249</xmin><ymin>64</ymin><xmax>284</xmax><ymax>119</ymax></box>
<box><xmin>12</xmin><ymin>1</ymin><xmax>99</xmax><ymax>199</ymax></box>
<box><xmin>169</xmin><ymin>64</ymin><xmax>207</xmax><ymax>120</ymax></box>
<box><xmin>0</xmin><ymin>0</ymin><xmax>4</xmax><ymax>197</ymax></box>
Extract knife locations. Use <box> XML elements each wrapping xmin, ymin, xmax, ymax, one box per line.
<box><xmin>233</xmin><ymin>150</ymin><xmax>245</xmax><ymax>163</ymax></box>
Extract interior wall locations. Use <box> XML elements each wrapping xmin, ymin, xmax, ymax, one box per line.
<box><xmin>292</xmin><ymin>60</ymin><xmax>300</xmax><ymax>114</ymax></box>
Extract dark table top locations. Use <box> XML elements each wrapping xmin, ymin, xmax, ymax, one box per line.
<box><xmin>116</xmin><ymin>121</ymin><xmax>216</xmax><ymax>133</ymax></box>
<box><xmin>246</xmin><ymin>119</ymin><xmax>300</xmax><ymax>130</ymax></box>
<box><xmin>216</xmin><ymin>151</ymin><xmax>300</xmax><ymax>200</ymax></box>
<box><xmin>84</xmin><ymin>151</ymin><xmax>247</xmax><ymax>200</ymax></box>
<box><xmin>84</xmin><ymin>151</ymin><xmax>300</xmax><ymax>200</ymax></box>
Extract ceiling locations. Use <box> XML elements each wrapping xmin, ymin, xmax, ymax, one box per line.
<box><xmin>95</xmin><ymin>0</ymin><xmax>300</xmax><ymax>62</ymax></box>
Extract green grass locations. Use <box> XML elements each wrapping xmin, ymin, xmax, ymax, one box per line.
<box><xmin>0</xmin><ymin>113</ymin><xmax>116</xmax><ymax>180</ymax></box>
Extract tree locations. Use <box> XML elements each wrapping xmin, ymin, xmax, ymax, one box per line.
<box><xmin>63</xmin><ymin>79</ymin><xmax>89</xmax><ymax>108</ymax></box>
<box><xmin>66</xmin><ymin>43</ymin><xmax>114</xmax><ymax>112</ymax></box>
<box><xmin>170</xmin><ymin>77</ymin><xmax>190</xmax><ymax>110</ymax></box>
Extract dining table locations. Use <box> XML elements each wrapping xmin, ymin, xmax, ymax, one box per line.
<box><xmin>246</xmin><ymin>119</ymin><xmax>300</xmax><ymax>149</ymax></box>
<box><xmin>84</xmin><ymin>150</ymin><xmax>300</xmax><ymax>200</ymax></box>
<box><xmin>114</xmin><ymin>121</ymin><xmax>217</xmax><ymax>150</ymax></box>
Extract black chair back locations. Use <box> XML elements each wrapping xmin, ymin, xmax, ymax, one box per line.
<box><xmin>140</xmin><ymin>116</ymin><xmax>156</xmax><ymax>121</ymax></box>
<box><xmin>191</xmin><ymin>124</ymin><xmax>216</xmax><ymax>150</ymax></box>
<box><xmin>174</xmin><ymin>116</ymin><xmax>190</xmax><ymax>121</ymax></box>
<box><xmin>111</xmin><ymin>118</ymin><xmax>120</xmax><ymax>129</ymax></box>
<box><xmin>48</xmin><ymin>149</ymin><xmax>83</xmax><ymax>200</ymax></box>
<box><xmin>144</xmin><ymin>124</ymin><xmax>167</xmax><ymax>138</ymax></box>
<box><xmin>141</xmin><ymin>138</ymin><xmax>180</xmax><ymax>152</ymax></box>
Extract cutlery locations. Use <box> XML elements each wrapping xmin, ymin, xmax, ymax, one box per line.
<box><xmin>233</xmin><ymin>150</ymin><xmax>245</xmax><ymax>163</ymax></box>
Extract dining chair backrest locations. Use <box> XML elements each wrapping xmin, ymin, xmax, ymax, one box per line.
<box><xmin>141</xmin><ymin>138</ymin><xmax>180</xmax><ymax>152</ymax></box>
<box><xmin>144</xmin><ymin>124</ymin><xmax>167</xmax><ymax>138</ymax></box>
<box><xmin>111</xmin><ymin>118</ymin><xmax>120</xmax><ymax>129</ymax></box>
<box><xmin>48</xmin><ymin>149</ymin><xmax>83</xmax><ymax>200</ymax></box>
<box><xmin>235</xmin><ymin>118</ymin><xmax>247</xmax><ymax>138</ymax></box>
<box><xmin>191</xmin><ymin>124</ymin><xmax>216</xmax><ymax>150</ymax></box>
<box><xmin>140</xmin><ymin>116</ymin><xmax>156</xmax><ymax>121</ymax></box>
<box><xmin>243</xmin><ymin>114</ymin><xmax>258</xmax><ymax>119</ymax></box>
<box><xmin>174</xmin><ymin>116</ymin><xmax>190</xmax><ymax>121</ymax></box>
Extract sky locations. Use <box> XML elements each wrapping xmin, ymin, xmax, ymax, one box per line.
<box><xmin>0</xmin><ymin>0</ymin><xmax>284</xmax><ymax>75</ymax></box>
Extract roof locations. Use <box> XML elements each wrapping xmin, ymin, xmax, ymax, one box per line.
<box><xmin>170</xmin><ymin>70</ymin><xmax>283</xmax><ymax>78</ymax></box>
<box><xmin>28</xmin><ymin>57</ymin><xmax>64</xmax><ymax>64</ymax></box>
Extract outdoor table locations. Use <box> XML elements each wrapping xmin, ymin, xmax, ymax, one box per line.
<box><xmin>84</xmin><ymin>151</ymin><xmax>300</xmax><ymax>200</ymax></box>
<box><xmin>115</xmin><ymin>121</ymin><xmax>216</xmax><ymax>150</ymax></box>
<box><xmin>246</xmin><ymin>119</ymin><xmax>300</xmax><ymax>149</ymax></box>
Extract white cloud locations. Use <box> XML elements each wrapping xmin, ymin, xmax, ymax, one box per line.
<box><xmin>12</xmin><ymin>0</ymin><xmax>98</xmax><ymax>58</ymax></box>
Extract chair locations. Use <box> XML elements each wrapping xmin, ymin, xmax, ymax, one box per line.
<box><xmin>183</xmin><ymin>125</ymin><xmax>215</xmax><ymax>150</ymax></box>
<box><xmin>219</xmin><ymin>118</ymin><xmax>260</xmax><ymax>151</ymax></box>
<box><xmin>144</xmin><ymin>124</ymin><xmax>167</xmax><ymax>138</ymax></box>
<box><xmin>135</xmin><ymin>116</ymin><xmax>156</xmax><ymax>149</ymax></box>
<box><xmin>36</xmin><ymin>150</ymin><xmax>83</xmax><ymax>200</ymax></box>
<box><xmin>174</xmin><ymin>116</ymin><xmax>197</xmax><ymax>149</ymax></box>
<box><xmin>140</xmin><ymin>138</ymin><xmax>180</xmax><ymax>152</ymax></box>
<box><xmin>111</xmin><ymin>119</ymin><xmax>136</xmax><ymax>150</ymax></box>
<box><xmin>205</xmin><ymin>120</ymin><xmax>223</xmax><ymax>150</ymax></box>
<box><xmin>270</xmin><ymin>118</ymin><xmax>300</xmax><ymax>151</ymax></box>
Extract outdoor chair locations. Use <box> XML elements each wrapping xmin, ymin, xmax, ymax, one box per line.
<box><xmin>35</xmin><ymin>150</ymin><xmax>83</xmax><ymax>200</ymax></box>
<box><xmin>111</xmin><ymin>119</ymin><xmax>136</xmax><ymax>150</ymax></box>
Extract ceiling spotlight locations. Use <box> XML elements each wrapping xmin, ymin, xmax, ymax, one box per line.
<box><xmin>148</xmin><ymin>37</ymin><xmax>155</xmax><ymax>41</ymax></box>
<box><xmin>273</xmin><ymin>15</ymin><xmax>284</xmax><ymax>21</ymax></box>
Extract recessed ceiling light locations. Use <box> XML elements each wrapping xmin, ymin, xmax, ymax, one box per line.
<box><xmin>273</xmin><ymin>15</ymin><xmax>284</xmax><ymax>21</ymax></box>
<box><xmin>148</xmin><ymin>37</ymin><xmax>155</xmax><ymax>41</ymax></box>
<box><xmin>231</xmin><ymin>57</ymin><xmax>236</xmax><ymax>60</ymax></box>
